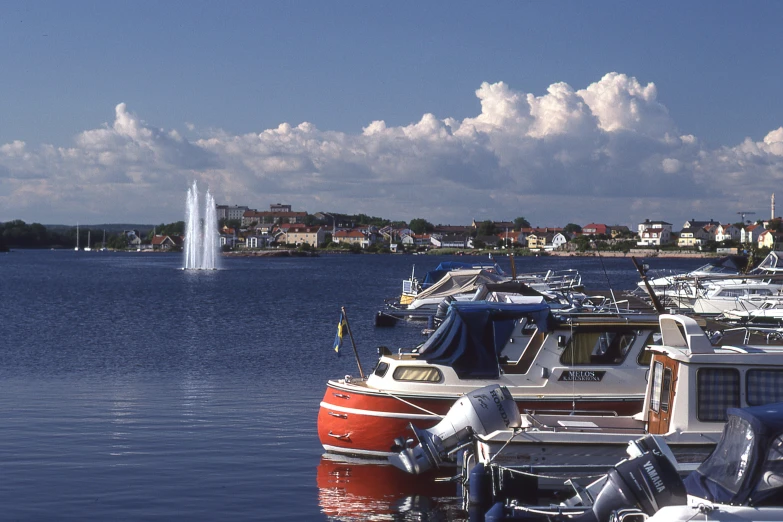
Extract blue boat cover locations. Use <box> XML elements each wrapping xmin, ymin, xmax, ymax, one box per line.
<box><xmin>684</xmin><ymin>402</ymin><xmax>783</xmax><ymax>505</ymax></box>
<box><xmin>417</xmin><ymin>301</ymin><xmax>551</xmax><ymax>379</ymax></box>
<box><xmin>421</xmin><ymin>262</ymin><xmax>505</xmax><ymax>289</ymax></box>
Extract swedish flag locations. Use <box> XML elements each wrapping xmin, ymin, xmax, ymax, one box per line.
<box><xmin>333</xmin><ymin>312</ymin><xmax>348</xmax><ymax>355</ymax></box>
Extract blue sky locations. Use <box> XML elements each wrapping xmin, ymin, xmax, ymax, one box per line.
<box><xmin>2</xmin><ymin>1</ymin><xmax>783</xmax><ymax>227</ymax></box>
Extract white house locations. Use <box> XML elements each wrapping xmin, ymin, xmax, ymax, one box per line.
<box><xmin>638</xmin><ymin>219</ymin><xmax>673</xmax><ymax>238</ymax></box>
<box><xmin>715</xmin><ymin>224</ymin><xmax>741</xmax><ymax>243</ymax></box>
<box><xmin>637</xmin><ymin>227</ymin><xmax>672</xmax><ymax>246</ymax></box>
<box><xmin>551</xmin><ymin>232</ymin><xmax>569</xmax><ymax>250</ymax></box>
<box><xmin>741</xmin><ymin>224</ymin><xmax>764</xmax><ymax>244</ymax></box>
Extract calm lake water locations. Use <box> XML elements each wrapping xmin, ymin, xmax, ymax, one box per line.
<box><xmin>0</xmin><ymin>250</ymin><xmax>705</xmax><ymax>521</ymax></box>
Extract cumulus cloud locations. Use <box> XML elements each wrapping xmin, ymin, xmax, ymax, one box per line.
<box><xmin>1</xmin><ymin>74</ymin><xmax>783</xmax><ymax>226</ymax></box>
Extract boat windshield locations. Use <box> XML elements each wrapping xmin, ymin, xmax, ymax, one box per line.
<box><xmin>684</xmin><ymin>403</ymin><xmax>783</xmax><ymax>505</ymax></box>
<box><xmin>693</xmin><ymin>415</ymin><xmax>756</xmax><ymax>496</ymax></box>
<box><xmin>752</xmin><ymin>252</ymin><xmax>782</xmax><ymax>274</ymax></box>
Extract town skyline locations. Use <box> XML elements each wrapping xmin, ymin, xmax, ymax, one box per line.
<box><xmin>2</xmin><ymin>3</ymin><xmax>783</xmax><ymax>227</ymax></box>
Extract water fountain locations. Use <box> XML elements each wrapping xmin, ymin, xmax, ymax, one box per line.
<box><xmin>184</xmin><ymin>181</ymin><xmax>220</xmax><ymax>270</ymax></box>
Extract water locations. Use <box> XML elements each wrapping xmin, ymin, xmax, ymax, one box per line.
<box><xmin>0</xmin><ymin>250</ymin><xmax>705</xmax><ymax>520</ymax></box>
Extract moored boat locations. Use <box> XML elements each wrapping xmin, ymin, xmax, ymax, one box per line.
<box><xmin>318</xmin><ymin>301</ymin><xmax>664</xmax><ymax>458</ymax></box>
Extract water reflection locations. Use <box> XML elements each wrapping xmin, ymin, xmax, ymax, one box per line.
<box><xmin>316</xmin><ymin>454</ymin><xmax>462</xmax><ymax>521</ymax></box>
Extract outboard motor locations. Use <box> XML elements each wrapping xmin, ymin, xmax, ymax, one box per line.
<box><xmin>578</xmin><ymin>448</ymin><xmax>686</xmax><ymax>522</ymax></box>
<box><xmin>433</xmin><ymin>295</ymin><xmax>456</xmax><ymax>326</ymax></box>
<box><xmin>389</xmin><ymin>384</ymin><xmax>521</xmax><ymax>475</ymax></box>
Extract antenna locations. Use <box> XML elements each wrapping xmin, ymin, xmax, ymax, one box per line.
<box><xmin>737</xmin><ymin>211</ymin><xmax>756</xmax><ymax>224</ymax></box>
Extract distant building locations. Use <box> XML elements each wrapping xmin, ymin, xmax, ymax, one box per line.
<box><xmin>333</xmin><ymin>229</ymin><xmax>370</xmax><ymax>248</ymax></box>
<box><xmin>638</xmin><ymin>227</ymin><xmax>672</xmax><ymax>246</ymax></box>
<box><xmin>242</xmin><ymin>209</ymin><xmax>307</xmax><ymax>227</ymax></box>
<box><xmin>284</xmin><ymin>225</ymin><xmax>326</xmax><ymax>248</ymax></box>
<box><xmin>715</xmin><ymin>224</ymin><xmax>741</xmax><ymax>243</ymax></box>
<box><xmin>551</xmin><ymin>232</ymin><xmax>570</xmax><ymax>250</ymax></box>
<box><xmin>216</xmin><ymin>205</ymin><xmax>250</xmax><ymax>222</ymax></box>
<box><xmin>583</xmin><ymin>223</ymin><xmax>610</xmax><ymax>236</ymax></box>
<box><xmin>758</xmin><ymin>230</ymin><xmax>783</xmax><ymax>250</ymax></box>
<box><xmin>741</xmin><ymin>224</ymin><xmax>764</xmax><ymax>244</ymax></box>
<box><xmin>678</xmin><ymin>225</ymin><xmax>710</xmax><ymax>248</ymax></box>
<box><xmin>638</xmin><ymin>219</ymin><xmax>673</xmax><ymax>238</ymax></box>
<box><xmin>438</xmin><ymin>234</ymin><xmax>469</xmax><ymax>249</ymax></box>
<box><xmin>151</xmin><ymin>235</ymin><xmax>182</xmax><ymax>251</ymax></box>
<box><xmin>527</xmin><ymin>233</ymin><xmax>555</xmax><ymax>250</ymax></box>
<box><xmin>682</xmin><ymin>218</ymin><xmax>719</xmax><ymax>230</ymax></box>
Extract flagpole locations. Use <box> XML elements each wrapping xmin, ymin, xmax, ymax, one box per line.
<box><xmin>341</xmin><ymin>306</ymin><xmax>365</xmax><ymax>379</ymax></box>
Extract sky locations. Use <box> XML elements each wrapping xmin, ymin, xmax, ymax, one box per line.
<box><xmin>2</xmin><ymin>1</ymin><xmax>783</xmax><ymax>228</ymax></box>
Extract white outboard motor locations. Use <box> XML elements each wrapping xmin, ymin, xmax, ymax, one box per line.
<box><xmin>389</xmin><ymin>384</ymin><xmax>521</xmax><ymax>475</ymax></box>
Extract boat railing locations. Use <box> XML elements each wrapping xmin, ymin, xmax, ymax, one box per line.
<box><xmin>522</xmin><ymin>411</ymin><xmax>649</xmax><ymax>435</ymax></box>
<box><xmin>523</xmin><ymin>408</ymin><xmax>620</xmax><ymax>419</ymax></box>
<box><xmin>516</xmin><ymin>271</ymin><xmax>582</xmax><ymax>290</ymax></box>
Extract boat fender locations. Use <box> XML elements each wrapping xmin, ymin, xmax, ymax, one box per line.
<box><xmin>483</xmin><ymin>501</ymin><xmax>508</xmax><ymax>522</ymax></box>
<box><xmin>469</xmin><ymin>463</ymin><xmax>492</xmax><ymax>512</ymax></box>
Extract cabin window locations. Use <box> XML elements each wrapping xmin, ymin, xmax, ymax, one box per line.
<box><xmin>697</xmin><ymin>368</ymin><xmax>740</xmax><ymax>422</ymax></box>
<box><xmin>392</xmin><ymin>366</ymin><xmax>443</xmax><ymax>383</ymax></box>
<box><xmin>559</xmin><ymin>331</ymin><xmax>637</xmax><ymax>365</ymax></box>
<box><xmin>747</xmin><ymin>369</ymin><xmax>783</xmax><ymax>406</ymax></box>
<box><xmin>638</xmin><ymin>332</ymin><xmax>662</xmax><ymax>366</ymax></box>
<box><xmin>374</xmin><ymin>361</ymin><xmax>389</xmax><ymax>378</ymax></box>
<box><xmin>661</xmin><ymin>368</ymin><xmax>673</xmax><ymax>413</ymax></box>
<box><xmin>650</xmin><ymin>361</ymin><xmax>663</xmax><ymax>413</ymax></box>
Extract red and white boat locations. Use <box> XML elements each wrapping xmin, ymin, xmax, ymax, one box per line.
<box><xmin>318</xmin><ymin>301</ymin><xmax>666</xmax><ymax>458</ymax></box>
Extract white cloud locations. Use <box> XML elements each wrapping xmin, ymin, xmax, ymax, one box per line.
<box><xmin>661</xmin><ymin>158</ymin><xmax>683</xmax><ymax>174</ymax></box>
<box><xmin>2</xmin><ymin>74</ymin><xmax>783</xmax><ymax>227</ymax></box>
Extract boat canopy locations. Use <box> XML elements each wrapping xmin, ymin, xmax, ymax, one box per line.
<box><xmin>696</xmin><ymin>255</ymin><xmax>749</xmax><ymax>275</ymax></box>
<box><xmin>421</xmin><ymin>262</ymin><xmax>505</xmax><ymax>289</ymax></box>
<box><xmin>415</xmin><ymin>269</ymin><xmax>507</xmax><ymax>302</ymax></box>
<box><xmin>684</xmin><ymin>402</ymin><xmax>783</xmax><ymax>505</ymax></box>
<box><xmin>418</xmin><ymin>302</ymin><xmax>551</xmax><ymax>379</ymax></box>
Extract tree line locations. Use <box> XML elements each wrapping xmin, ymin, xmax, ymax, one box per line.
<box><xmin>0</xmin><ymin>220</ymin><xmax>186</xmax><ymax>250</ymax></box>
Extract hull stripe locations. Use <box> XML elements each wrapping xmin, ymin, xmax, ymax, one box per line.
<box><xmin>320</xmin><ymin>401</ymin><xmax>440</xmax><ymax>420</ymax></box>
<box><xmin>321</xmin><ymin>444</ymin><xmax>393</xmax><ymax>458</ymax></box>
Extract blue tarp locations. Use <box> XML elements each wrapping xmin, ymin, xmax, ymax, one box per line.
<box><xmin>418</xmin><ymin>302</ymin><xmax>551</xmax><ymax>379</ymax></box>
<box><xmin>684</xmin><ymin>402</ymin><xmax>783</xmax><ymax>505</ymax></box>
<box><xmin>421</xmin><ymin>262</ymin><xmax>505</xmax><ymax>289</ymax></box>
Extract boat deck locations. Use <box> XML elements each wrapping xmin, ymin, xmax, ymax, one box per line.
<box><xmin>521</xmin><ymin>413</ymin><xmax>646</xmax><ymax>434</ymax></box>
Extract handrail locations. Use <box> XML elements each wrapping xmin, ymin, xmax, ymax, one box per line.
<box><xmin>523</xmin><ymin>408</ymin><xmax>619</xmax><ymax>417</ymax></box>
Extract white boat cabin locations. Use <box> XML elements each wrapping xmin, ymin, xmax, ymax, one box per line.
<box><xmin>366</xmin><ymin>302</ymin><xmax>663</xmax><ymax>408</ymax></box>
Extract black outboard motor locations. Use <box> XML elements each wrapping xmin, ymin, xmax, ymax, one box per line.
<box><xmin>579</xmin><ymin>449</ymin><xmax>686</xmax><ymax>522</ymax></box>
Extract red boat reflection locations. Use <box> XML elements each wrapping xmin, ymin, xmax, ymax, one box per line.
<box><xmin>316</xmin><ymin>454</ymin><xmax>459</xmax><ymax>520</ymax></box>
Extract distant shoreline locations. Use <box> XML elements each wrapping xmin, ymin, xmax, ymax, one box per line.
<box><xmin>543</xmin><ymin>250</ymin><xmax>719</xmax><ymax>259</ymax></box>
